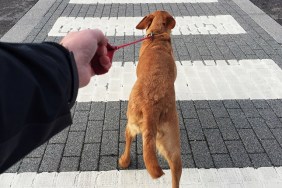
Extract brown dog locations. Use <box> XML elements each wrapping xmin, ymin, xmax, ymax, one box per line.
<box><xmin>118</xmin><ymin>11</ymin><xmax>182</xmax><ymax>188</ymax></box>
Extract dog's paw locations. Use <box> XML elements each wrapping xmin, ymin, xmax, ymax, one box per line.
<box><xmin>119</xmin><ymin>155</ymin><xmax>130</xmax><ymax>168</ymax></box>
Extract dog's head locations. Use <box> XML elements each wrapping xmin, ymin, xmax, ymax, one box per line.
<box><xmin>136</xmin><ymin>11</ymin><xmax>176</xmax><ymax>35</ymax></box>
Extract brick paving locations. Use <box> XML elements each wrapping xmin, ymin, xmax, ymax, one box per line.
<box><xmin>5</xmin><ymin>99</ymin><xmax>282</xmax><ymax>173</ymax></box>
<box><xmin>2</xmin><ymin>0</ymin><xmax>282</xmax><ymax>182</ymax></box>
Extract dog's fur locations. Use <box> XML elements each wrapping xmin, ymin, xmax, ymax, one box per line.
<box><xmin>118</xmin><ymin>11</ymin><xmax>182</xmax><ymax>188</ymax></box>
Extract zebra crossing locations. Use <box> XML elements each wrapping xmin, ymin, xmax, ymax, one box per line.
<box><xmin>45</xmin><ymin>0</ymin><xmax>282</xmax><ymax>102</ymax></box>
<box><xmin>2</xmin><ymin>0</ymin><xmax>282</xmax><ymax>187</ymax></box>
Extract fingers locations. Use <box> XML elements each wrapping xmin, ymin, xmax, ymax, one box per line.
<box><xmin>91</xmin><ymin>29</ymin><xmax>108</xmax><ymax>46</ymax></box>
<box><xmin>95</xmin><ymin>45</ymin><xmax>107</xmax><ymax>57</ymax></box>
<box><xmin>99</xmin><ymin>55</ymin><xmax>112</xmax><ymax>70</ymax></box>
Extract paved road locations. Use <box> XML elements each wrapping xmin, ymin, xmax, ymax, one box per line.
<box><xmin>1</xmin><ymin>0</ymin><xmax>282</xmax><ymax>187</ymax></box>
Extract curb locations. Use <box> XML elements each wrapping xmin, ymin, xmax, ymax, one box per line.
<box><xmin>0</xmin><ymin>0</ymin><xmax>56</xmax><ymax>43</ymax></box>
<box><xmin>232</xmin><ymin>0</ymin><xmax>282</xmax><ymax>44</ymax></box>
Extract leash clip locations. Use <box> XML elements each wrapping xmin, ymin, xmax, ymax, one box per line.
<box><xmin>149</xmin><ymin>32</ymin><xmax>154</xmax><ymax>40</ymax></box>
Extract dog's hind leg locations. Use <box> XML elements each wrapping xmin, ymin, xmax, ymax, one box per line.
<box><xmin>119</xmin><ymin>125</ymin><xmax>135</xmax><ymax>168</ymax></box>
<box><xmin>157</xmin><ymin>127</ymin><xmax>182</xmax><ymax>188</ymax></box>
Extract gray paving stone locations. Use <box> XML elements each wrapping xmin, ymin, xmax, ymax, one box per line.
<box><xmin>39</xmin><ymin>144</ymin><xmax>64</xmax><ymax>172</ymax></box>
<box><xmin>261</xmin><ymin>140</ymin><xmax>282</xmax><ymax>166</ymax></box>
<box><xmin>59</xmin><ymin>157</ymin><xmax>79</xmax><ymax>172</ymax></box>
<box><xmin>223</xmin><ymin>100</ymin><xmax>240</xmax><ymax>108</ymax></box>
<box><xmin>272</xmin><ymin>128</ymin><xmax>282</xmax><ymax>147</ymax></box>
<box><xmin>62</xmin><ymin>4</ymin><xmax>75</xmax><ymax>17</ymax></box>
<box><xmin>218</xmin><ymin>44</ymin><xmax>236</xmax><ymax>59</ymax></box>
<box><xmin>204</xmin><ymin>129</ymin><xmax>228</xmax><ymax>154</ymax></box>
<box><xmin>49</xmin><ymin>127</ymin><xmax>69</xmax><ymax>144</ymax></box>
<box><xmin>158</xmin><ymin>156</ymin><xmax>170</xmax><ymax>169</ymax></box>
<box><xmin>241</xmin><ymin>107</ymin><xmax>260</xmax><ymax>118</ymax></box>
<box><xmin>184</xmin><ymin>119</ymin><xmax>205</xmax><ymax>141</ymax></box>
<box><xmin>258</xmin><ymin>108</ymin><xmax>282</xmax><ymax>128</ymax></box>
<box><xmin>182</xmin><ymin>154</ymin><xmax>195</xmax><ymax>168</ymax></box>
<box><xmin>101</xmin><ymin>131</ymin><xmax>119</xmax><ymax>155</ymax></box>
<box><xmin>5</xmin><ymin>160</ymin><xmax>21</xmax><ymax>173</ymax></box>
<box><xmin>178</xmin><ymin>110</ymin><xmax>185</xmax><ymax>130</ymax></box>
<box><xmin>261</xmin><ymin>45</ymin><xmax>277</xmax><ymax>55</ymax></box>
<box><xmin>197</xmin><ymin>109</ymin><xmax>217</xmax><ymax>128</ymax></box>
<box><xmin>75</xmin><ymin>102</ymin><xmax>91</xmax><ymax>111</ymax></box>
<box><xmin>216</xmin><ymin>117</ymin><xmax>240</xmax><ymax>140</ymax></box>
<box><xmin>85</xmin><ymin>121</ymin><xmax>103</xmax><ymax>143</ymax></box>
<box><xmin>136</xmin><ymin>134</ymin><xmax>143</xmax><ymax>155</ymax></box>
<box><xmin>18</xmin><ymin>158</ymin><xmax>41</xmax><ymax>172</ymax></box>
<box><xmin>119</xmin><ymin>142</ymin><xmax>137</xmax><ymax>169</ymax></box>
<box><xmin>64</xmin><ymin>131</ymin><xmax>85</xmax><ymax>156</ymax></box>
<box><xmin>252</xmin><ymin>99</ymin><xmax>270</xmax><ymax>109</ymax></box>
<box><xmin>179</xmin><ymin>101</ymin><xmax>197</xmax><ymax>119</ymax></box>
<box><xmin>80</xmin><ymin>143</ymin><xmax>99</xmax><ymax>171</ymax></box>
<box><xmin>225</xmin><ymin>141</ymin><xmax>252</xmax><ymax>167</ymax></box>
<box><xmin>198</xmin><ymin>46</ymin><xmax>211</xmax><ymax>56</ymax></box>
<box><xmin>87</xmin><ymin>5</ymin><xmax>97</xmax><ymax>17</ymax></box>
<box><xmin>212</xmin><ymin>154</ymin><xmax>234</xmax><ymax>168</ymax></box>
<box><xmin>180</xmin><ymin>130</ymin><xmax>191</xmax><ymax>154</ymax></box>
<box><xmin>186</xmin><ymin>43</ymin><xmax>202</xmax><ymax>61</ymax></box>
<box><xmin>71</xmin><ymin>111</ymin><xmax>88</xmax><ymax>131</ymax></box>
<box><xmin>237</xmin><ymin>99</ymin><xmax>255</xmax><ymax>108</ymax></box>
<box><xmin>267</xmin><ymin>99</ymin><xmax>282</xmax><ymax>117</ymax></box>
<box><xmin>120</xmin><ymin>101</ymin><xmax>128</xmax><ymax>120</ymax></box>
<box><xmin>237</xmin><ymin>129</ymin><xmax>264</xmax><ymax>153</ymax></box>
<box><xmin>190</xmin><ymin>141</ymin><xmax>214</xmax><ymax>168</ymax></box>
<box><xmin>119</xmin><ymin>119</ymin><xmax>127</xmax><ymax>142</ymax></box>
<box><xmin>248</xmin><ymin>118</ymin><xmax>274</xmax><ymax>140</ymax></box>
<box><xmin>207</xmin><ymin>42</ymin><xmax>225</xmax><ymax>59</ymax></box>
<box><xmin>227</xmin><ymin>109</ymin><xmax>251</xmax><ymax>128</ymax></box>
<box><xmin>209</xmin><ymin>101</ymin><xmax>229</xmax><ymax>118</ymax></box>
<box><xmin>26</xmin><ymin>143</ymin><xmax>47</xmax><ymax>158</ymax></box>
<box><xmin>102</xmin><ymin>4</ymin><xmax>111</xmax><ymax>17</ymax></box>
<box><xmin>194</xmin><ymin>100</ymin><xmax>209</xmax><ymax>109</ymax></box>
<box><xmin>239</xmin><ymin>45</ymin><xmax>255</xmax><ymax>55</ymax></box>
<box><xmin>249</xmin><ymin>153</ymin><xmax>272</xmax><ymax>168</ymax></box>
<box><xmin>254</xmin><ymin>49</ymin><xmax>270</xmax><ymax>59</ymax></box>
<box><xmin>99</xmin><ymin>156</ymin><xmax>117</xmax><ymax>171</ymax></box>
<box><xmin>104</xmin><ymin>102</ymin><xmax>120</xmax><ymax>130</ymax></box>
<box><xmin>93</xmin><ymin>4</ymin><xmax>104</xmax><ymax>17</ymax></box>
<box><xmin>90</xmin><ymin>102</ymin><xmax>105</xmax><ymax>121</ymax></box>
<box><xmin>176</xmin><ymin>101</ymin><xmax>180</xmax><ymax>110</ymax></box>
<box><xmin>137</xmin><ymin>155</ymin><xmax>145</xmax><ymax>169</ymax></box>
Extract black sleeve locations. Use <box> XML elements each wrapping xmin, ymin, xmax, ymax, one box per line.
<box><xmin>0</xmin><ymin>42</ymin><xmax>79</xmax><ymax>173</ymax></box>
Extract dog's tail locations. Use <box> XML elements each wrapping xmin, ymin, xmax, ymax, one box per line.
<box><xmin>142</xmin><ymin>113</ymin><xmax>164</xmax><ymax>179</ymax></box>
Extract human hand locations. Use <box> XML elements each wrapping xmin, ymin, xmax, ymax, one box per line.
<box><xmin>60</xmin><ymin>29</ymin><xmax>112</xmax><ymax>88</ymax></box>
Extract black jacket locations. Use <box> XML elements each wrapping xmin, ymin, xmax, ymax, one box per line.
<box><xmin>0</xmin><ymin>42</ymin><xmax>78</xmax><ymax>173</ymax></box>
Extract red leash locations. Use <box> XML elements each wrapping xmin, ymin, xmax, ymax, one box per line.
<box><xmin>92</xmin><ymin>34</ymin><xmax>153</xmax><ymax>75</ymax></box>
<box><xmin>106</xmin><ymin>34</ymin><xmax>153</xmax><ymax>60</ymax></box>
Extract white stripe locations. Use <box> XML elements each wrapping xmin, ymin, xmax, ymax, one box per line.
<box><xmin>1</xmin><ymin>167</ymin><xmax>282</xmax><ymax>187</ymax></box>
<box><xmin>76</xmin><ymin>59</ymin><xmax>282</xmax><ymax>102</ymax></box>
<box><xmin>69</xmin><ymin>0</ymin><xmax>218</xmax><ymax>4</ymax></box>
<box><xmin>48</xmin><ymin>15</ymin><xmax>246</xmax><ymax>36</ymax></box>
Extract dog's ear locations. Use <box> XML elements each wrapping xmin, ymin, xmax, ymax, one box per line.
<box><xmin>166</xmin><ymin>15</ymin><xmax>176</xmax><ymax>29</ymax></box>
<box><xmin>136</xmin><ymin>15</ymin><xmax>154</xmax><ymax>30</ymax></box>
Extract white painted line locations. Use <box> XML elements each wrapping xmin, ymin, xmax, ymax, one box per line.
<box><xmin>1</xmin><ymin>167</ymin><xmax>282</xmax><ymax>187</ymax></box>
<box><xmin>48</xmin><ymin>15</ymin><xmax>246</xmax><ymax>36</ymax></box>
<box><xmin>69</xmin><ymin>0</ymin><xmax>218</xmax><ymax>4</ymax></box>
<box><xmin>76</xmin><ymin>59</ymin><xmax>282</xmax><ymax>102</ymax></box>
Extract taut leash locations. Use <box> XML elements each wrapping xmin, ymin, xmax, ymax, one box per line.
<box><xmin>92</xmin><ymin>33</ymin><xmax>154</xmax><ymax>75</ymax></box>
<box><xmin>106</xmin><ymin>33</ymin><xmax>154</xmax><ymax>61</ymax></box>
